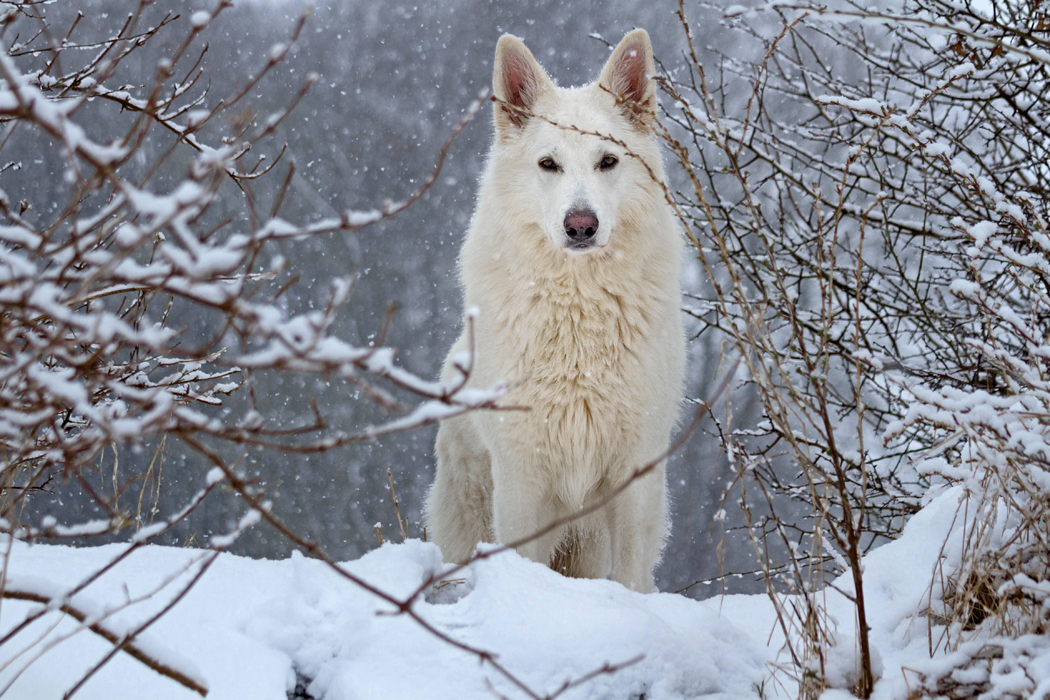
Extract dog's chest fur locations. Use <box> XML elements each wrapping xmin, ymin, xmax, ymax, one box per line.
<box><xmin>469</xmin><ymin>249</ymin><xmax>671</xmax><ymax>501</ymax></box>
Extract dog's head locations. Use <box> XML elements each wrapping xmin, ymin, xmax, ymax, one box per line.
<box><xmin>488</xmin><ymin>30</ymin><xmax>661</xmax><ymax>256</ymax></box>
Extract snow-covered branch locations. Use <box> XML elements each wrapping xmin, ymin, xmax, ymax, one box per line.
<box><xmin>662</xmin><ymin>0</ymin><xmax>1050</xmax><ymax>696</ymax></box>
<box><xmin>0</xmin><ymin>3</ymin><xmax>496</xmax><ymax>694</ymax></box>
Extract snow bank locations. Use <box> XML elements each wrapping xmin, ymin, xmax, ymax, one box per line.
<box><xmin>0</xmin><ymin>539</ymin><xmax>767</xmax><ymax>700</ymax></box>
<box><xmin>5</xmin><ymin>488</ymin><xmax>1049</xmax><ymax>699</ymax></box>
<box><xmin>804</xmin><ymin>487</ymin><xmax>1050</xmax><ymax>700</ymax></box>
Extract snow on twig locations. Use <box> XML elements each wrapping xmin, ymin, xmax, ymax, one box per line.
<box><xmin>0</xmin><ymin>4</ymin><xmax>498</xmax><ymax>696</ymax></box>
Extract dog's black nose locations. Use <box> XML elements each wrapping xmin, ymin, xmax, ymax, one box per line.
<box><xmin>564</xmin><ymin>209</ymin><xmax>599</xmax><ymax>242</ymax></box>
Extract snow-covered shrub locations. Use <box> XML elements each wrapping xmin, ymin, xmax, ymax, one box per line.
<box><xmin>0</xmin><ymin>0</ymin><xmax>498</xmax><ymax>518</ymax></box>
<box><xmin>662</xmin><ymin>0</ymin><xmax>1050</xmax><ymax>697</ymax></box>
<box><xmin>0</xmin><ymin>2</ymin><xmax>497</xmax><ymax>692</ymax></box>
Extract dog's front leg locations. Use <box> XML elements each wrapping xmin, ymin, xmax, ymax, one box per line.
<box><xmin>490</xmin><ymin>458</ymin><xmax>561</xmax><ymax>565</ymax></box>
<box><xmin>607</xmin><ymin>463</ymin><xmax>667</xmax><ymax>593</ymax></box>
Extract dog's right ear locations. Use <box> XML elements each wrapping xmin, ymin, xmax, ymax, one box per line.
<box><xmin>493</xmin><ymin>35</ymin><xmax>552</xmax><ymax>134</ymax></box>
<box><xmin>599</xmin><ymin>29</ymin><xmax>657</xmax><ymax>128</ymax></box>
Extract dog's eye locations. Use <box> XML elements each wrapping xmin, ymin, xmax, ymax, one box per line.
<box><xmin>599</xmin><ymin>154</ymin><xmax>619</xmax><ymax>170</ymax></box>
<box><xmin>538</xmin><ymin>157</ymin><xmax>559</xmax><ymax>171</ymax></box>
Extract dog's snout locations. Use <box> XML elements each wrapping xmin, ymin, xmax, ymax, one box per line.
<box><xmin>564</xmin><ymin>209</ymin><xmax>599</xmax><ymax>243</ymax></box>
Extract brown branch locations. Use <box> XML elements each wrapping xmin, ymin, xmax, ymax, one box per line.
<box><xmin>61</xmin><ymin>552</ymin><xmax>219</xmax><ymax>699</ymax></box>
<box><xmin>2</xmin><ymin>588</ymin><xmax>207</xmax><ymax>697</ymax></box>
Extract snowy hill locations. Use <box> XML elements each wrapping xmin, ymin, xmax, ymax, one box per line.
<box><xmin>0</xmin><ymin>538</ymin><xmax>767</xmax><ymax>700</ymax></box>
<box><xmin>2</xmin><ymin>489</ymin><xmax>1049</xmax><ymax>699</ymax></box>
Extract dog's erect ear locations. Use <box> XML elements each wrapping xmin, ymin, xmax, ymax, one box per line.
<box><xmin>493</xmin><ymin>34</ymin><xmax>552</xmax><ymax>134</ymax></box>
<box><xmin>598</xmin><ymin>29</ymin><xmax>656</xmax><ymax>127</ymax></box>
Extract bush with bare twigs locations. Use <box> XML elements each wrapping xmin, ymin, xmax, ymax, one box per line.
<box><xmin>0</xmin><ymin>1</ymin><xmax>509</xmax><ymax>693</ymax></box>
<box><xmin>661</xmin><ymin>0</ymin><xmax>1050</xmax><ymax>697</ymax></box>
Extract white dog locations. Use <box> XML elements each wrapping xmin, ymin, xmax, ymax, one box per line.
<box><xmin>425</xmin><ymin>29</ymin><xmax>684</xmax><ymax>593</ymax></box>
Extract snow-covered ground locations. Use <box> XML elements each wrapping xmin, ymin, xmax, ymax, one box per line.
<box><xmin>1</xmin><ymin>488</ymin><xmax>1048</xmax><ymax>699</ymax></box>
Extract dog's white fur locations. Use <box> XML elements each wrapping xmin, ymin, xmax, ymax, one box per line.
<box><xmin>424</xmin><ymin>29</ymin><xmax>684</xmax><ymax>593</ymax></box>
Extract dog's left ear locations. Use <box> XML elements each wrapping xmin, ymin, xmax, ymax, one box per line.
<box><xmin>598</xmin><ymin>29</ymin><xmax>656</xmax><ymax>127</ymax></box>
<box><xmin>493</xmin><ymin>34</ymin><xmax>553</xmax><ymax>135</ymax></box>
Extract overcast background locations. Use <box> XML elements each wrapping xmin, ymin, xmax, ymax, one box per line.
<box><xmin>3</xmin><ymin>0</ymin><xmax>772</xmax><ymax>596</ymax></box>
